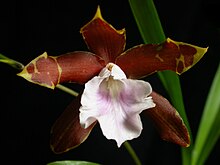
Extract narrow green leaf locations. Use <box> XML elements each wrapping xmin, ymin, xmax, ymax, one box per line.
<box><xmin>192</xmin><ymin>63</ymin><xmax>220</xmax><ymax>165</ymax></box>
<box><xmin>47</xmin><ymin>160</ymin><xmax>101</xmax><ymax>165</ymax></box>
<box><xmin>128</xmin><ymin>0</ymin><xmax>165</xmax><ymax>44</ymax></box>
<box><xmin>0</xmin><ymin>53</ymin><xmax>24</xmax><ymax>70</ymax></box>
<box><xmin>128</xmin><ymin>0</ymin><xmax>192</xmax><ymax>164</ymax></box>
<box><xmin>157</xmin><ymin>71</ymin><xmax>192</xmax><ymax>164</ymax></box>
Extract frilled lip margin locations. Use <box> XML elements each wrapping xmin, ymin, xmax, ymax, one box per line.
<box><xmin>17</xmin><ymin>6</ymin><xmax>207</xmax><ymax>153</ymax></box>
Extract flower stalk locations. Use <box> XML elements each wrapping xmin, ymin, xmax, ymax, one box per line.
<box><xmin>0</xmin><ymin>53</ymin><xmax>24</xmax><ymax>70</ymax></box>
<box><xmin>123</xmin><ymin>141</ymin><xmax>142</xmax><ymax>165</ymax></box>
<box><xmin>56</xmin><ymin>84</ymin><xmax>79</xmax><ymax>97</ymax></box>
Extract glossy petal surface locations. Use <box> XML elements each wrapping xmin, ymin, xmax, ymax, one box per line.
<box><xmin>80</xmin><ymin>7</ymin><xmax>126</xmax><ymax>63</ymax></box>
<box><xmin>79</xmin><ymin>63</ymin><xmax>155</xmax><ymax>147</ymax></box>
<box><xmin>144</xmin><ymin>91</ymin><xmax>190</xmax><ymax>147</ymax></box>
<box><xmin>18</xmin><ymin>51</ymin><xmax>105</xmax><ymax>89</ymax></box>
<box><xmin>116</xmin><ymin>38</ymin><xmax>208</xmax><ymax>79</ymax></box>
<box><xmin>50</xmin><ymin>95</ymin><xmax>96</xmax><ymax>154</ymax></box>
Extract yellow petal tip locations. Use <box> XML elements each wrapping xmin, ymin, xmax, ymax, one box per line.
<box><xmin>93</xmin><ymin>5</ymin><xmax>103</xmax><ymax>20</ymax></box>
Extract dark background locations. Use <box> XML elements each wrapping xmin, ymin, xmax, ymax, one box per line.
<box><xmin>0</xmin><ymin>0</ymin><xmax>219</xmax><ymax>164</ymax></box>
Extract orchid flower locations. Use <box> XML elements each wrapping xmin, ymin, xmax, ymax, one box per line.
<box><xmin>18</xmin><ymin>7</ymin><xmax>207</xmax><ymax>153</ymax></box>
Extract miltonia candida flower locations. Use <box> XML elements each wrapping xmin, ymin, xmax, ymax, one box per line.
<box><xmin>80</xmin><ymin>63</ymin><xmax>155</xmax><ymax>147</ymax></box>
<box><xmin>18</xmin><ymin>7</ymin><xmax>207</xmax><ymax>153</ymax></box>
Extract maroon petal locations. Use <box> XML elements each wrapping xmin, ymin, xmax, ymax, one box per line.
<box><xmin>57</xmin><ymin>51</ymin><xmax>105</xmax><ymax>84</ymax></box>
<box><xmin>18</xmin><ymin>51</ymin><xmax>105</xmax><ymax>89</ymax></box>
<box><xmin>116</xmin><ymin>38</ymin><xmax>207</xmax><ymax>79</ymax></box>
<box><xmin>50</xmin><ymin>95</ymin><xmax>96</xmax><ymax>154</ymax></box>
<box><xmin>80</xmin><ymin>6</ymin><xmax>126</xmax><ymax>63</ymax></box>
<box><xmin>144</xmin><ymin>91</ymin><xmax>190</xmax><ymax>147</ymax></box>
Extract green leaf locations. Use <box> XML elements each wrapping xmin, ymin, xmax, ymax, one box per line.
<box><xmin>192</xmin><ymin>63</ymin><xmax>220</xmax><ymax>165</ymax></box>
<box><xmin>0</xmin><ymin>53</ymin><xmax>24</xmax><ymax>70</ymax></box>
<box><xmin>128</xmin><ymin>0</ymin><xmax>165</xmax><ymax>44</ymax></box>
<box><xmin>128</xmin><ymin>0</ymin><xmax>192</xmax><ymax>164</ymax></box>
<box><xmin>47</xmin><ymin>160</ymin><xmax>101</xmax><ymax>165</ymax></box>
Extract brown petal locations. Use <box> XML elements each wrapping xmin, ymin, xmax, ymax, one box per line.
<box><xmin>17</xmin><ymin>51</ymin><xmax>105</xmax><ymax>89</ymax></box>
<box><xmin>50</xmin><ymin>95</ymin><xmax>96</xmax><ymax>154</ymax></box>
<box><xmin>80</xmin><ymin>6</ymin><xmax>126</xmax><ymax>63</ymax></box>
<box><xmin>116</xmin><ymin>38</ymin><xmax>208</xmax><ymax>79</ymax></box>
<box><xmin>144</xmin><ymin>91</ymin><xmax>190</xmax><ymax>147</ymax></box>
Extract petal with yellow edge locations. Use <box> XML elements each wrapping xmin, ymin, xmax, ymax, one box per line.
<box><xmin>17</xmin><ymin>51</ymin><xmax>105</xmax><ymax>89</ymax></box>
<box><xmin>116</xmin><ymin>38</ymin><xmax>208</xmax><ymax>79</ymax></box>
<box><xmin>80</xmin><ymin>6</ymin><xmax>126</xmax><ymax>63</ymax></box>
<box><xmin>50</xmin><ymin>95</ymin><xmax>96</xmax><ymax>154</ymax></box>
<box><xmin>144</xmin><ymin>91</ymin><xmax>190</xmax><ymax>147</ymax></box>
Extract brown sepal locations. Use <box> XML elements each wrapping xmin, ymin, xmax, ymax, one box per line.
<box><xmin>57</xmin><ymin>51</ymin><xmax>105</xmax><ymax>84</ymax></box>
<box><xmin>116</xmin><ymin>38</ymin><xmax>207</xmax><ymax>79</ymax></box>
<box><xmin>144</xmin><ymin>91</ymin><xmax>190</xmax><ymax>147</ymax></box>
<box><xmin>18</xmin><ymin>51</ymin><xmax>105</xmax><ymax>89</ymax></box>
<box><xmin>80</xmin><ymin>6</ymin><xmax>126</xmax><ymax>63</ymax></box>
<box><xmin>50</xmin><ymin>95</ymin><xmax>96</xmax><ymax>154</ymax></box>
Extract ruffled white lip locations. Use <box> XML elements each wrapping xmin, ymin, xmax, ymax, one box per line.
<box><xmin>79</xmin><ymin>63</ymin><xmax>155</xmax><ymax>147</ymax></box>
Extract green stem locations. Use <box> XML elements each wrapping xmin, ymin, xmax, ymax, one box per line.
<box><xmin>123</xmin><ymin>141</ymin><xmax>142</xmax><ymax>165</ymax></box>
<box><xmin>0</xmin><ymin>53</ymin><xmax>24</xmax><ymax>70</ymax></box>
<box><xmin>56</xmin><ymin>84</ymin><xmax>79</xmax><ymax>97</ymax></box>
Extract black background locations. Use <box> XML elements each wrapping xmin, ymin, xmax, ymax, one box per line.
<box><xmin>0</xmin><ymin>0</ymin><xmax>219</xmax><ymax>164</ymax></box>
